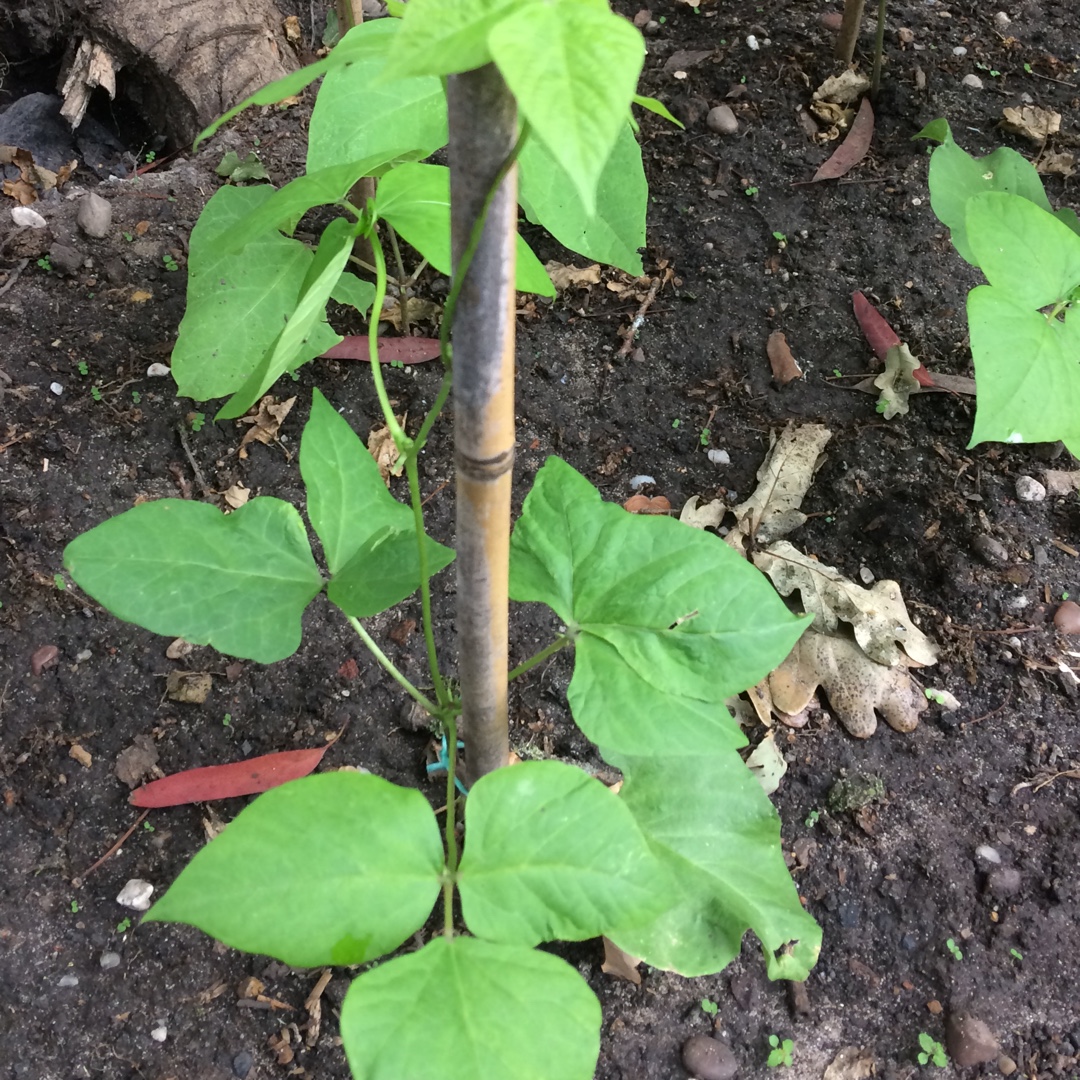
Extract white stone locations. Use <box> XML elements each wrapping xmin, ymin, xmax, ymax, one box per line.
<box><xmin>58</xmin><ymin>973</ymin><xmax>79</xmax><ymax>987</ymax></box>
<box><xmin>961</xmin><ymin>74</ymin><xmax>984</xmax><ymax>89</ymax></box>
<box><xmin>706</xmin><ymin>105</ymin><xmax>739</xmax><ymax>135</ymax></box>
<box><xmin>76</xmin><ymin>193</ymin><xmax>112</xmax><ymax>239</ymax></box>
<box><xmin>629</xmin><ymin>475</ymin><xmax>655</xmax><ymax>490</ymax></box>
<box><xmin>976</xmin><ymin>844</ymin><xmax>1002</xmax><ymax>864</ymax></box>
<box><xmin>1015</xmin><ymin>475</ymin><xmax>1046</xmax><ymax>502</ymax></box>
<box><xmin>116</xmin><ymin>878</ymin><xmax>154</xmax><ymax>911</ymax></box>
<box><xmin>993</xmin><ymin>11</ymin><xmax>1011</xmax><ymax>30</ymax></box>
<box><xmin>146</xmin><ymin>362</ymin><xmax>171</xmax><ymax>377</ymax></box>
<box><xmin>12</xmin><ymin>206</ymin><xmax>48</xmax><ymax>229</ymax></box>
<box><xmin>707</xmin><ymin>449</ymin><xmax>730</xmax><ymax>465</ymax></box>
<box><xmin>952</xmin><ymin>46</ymin><xmax>968</xmax><ymax>56</ymax></box>
<box><xmin>50</xmin><ymin>382</ymin><xmax>64</xmax><ymax>396</ymax></box>
<box><xmin>746</xmin><ymin>34</ymin><xmax>759</xmax><ymax>50</ymax></box>
<box><xmin>150</xmin><ymin>1025</ymin><xmax>167</xmax><ymax>1043</ymax></box>
<box><xmin>859</xmin><ymin>566</ymin><xmax>875</xmax><ymax>584</ymax></box>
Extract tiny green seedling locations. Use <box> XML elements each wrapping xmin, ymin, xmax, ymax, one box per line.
<box><xmin>163</xmin><ymin>254</ymin><xmax>179</xmax><ymax>272</ymax></box>
<box><xmin>37</xmin><ymin>256</ymin><xmax>52</xmax><ymax>272</ymax></box>
<box><xmin>917</xmin><ymin>1033</ymin><xmax>948</xmax><ymax>1067</ymax></box>
<box><xmin>1024</xmin><ymin>62</ymin><xmax>1033</xmax><ymax>74</ymax></box>
<box><xmin>190</xmin><ymin>412</ymin><xmax>206</xmax><ymax>433</ymax></box>
<box><xmin>699</xmin><ymin>428</ymin><xmax>710</xmax><ymax>446</ymax></box>
<box><xmin>123</xmin><ymin>231</ymin><xmax>134</xmax><ymax>242</ymax></box>
<box><xmin>117</xmin><ymin>917</ymin><xmax>132</xmax><ymax>933</ymax></box>
<box><xmin>700</xmin><ymin>998</ymin><xmax>718</xmax><ymax>1017</ymax></box>
<box><xmin>54</xmin><ymin>574</ymin><xmax>66</xmax><ymax>591</ymax></box>
<box><xmin>772</xmin><ymin>231</ymin><xmax>786</xmax><ymax>242</ymax></box>
<box><xmin>1062</xmin><ymin>591</ymin><xmax>1070</xmax><ymax>600</ymax></box>
<box><xmin>1010</xmin><ymin>947</ymin><xmax>1023</xmax><ymax>960</ymax></box>
<box><xmin>672</xmin><ymin>418</ymin><xmax>681</xmax><ymax>428</ymax></box>
<box><xmin>90</xmin><ymin>386</ymin><xmax>103</xmax><ymax>402</ymax></box>
<box><xmin>804</xmin><ymin>809</ymin><xmax>821</xmax><ymax>827</ymax></box>
<box><xmin>945</xmin><ymin>937</ymin><xmax>963</xmax><ymax>961</ymax></box>
<box><xmin>77</xmin><ymin>360</ymin><xmax>89</xmax><ymax>376</ymax></box>
<box><xmin>70</xmin><ymin>900</ymin><xmax>79</xmax><ymax>913</ymax></box>
<box><xmin>143</xmin><ymin>821</ymin><xmax>155</xmax><ymax>832</ymax></box>
<box><xmin>744</xmin><ymin>185</ymin><xmax>759</xmax><ymax>197</ymax></box>
<box><xmin>223</xmin><ymin>713</ymin><xmax>232</xmax><ymax>727</ymax></box>
<box><xmin>132</xmin><ymin>390</ymin><xmax>141</xmax><ymax>404</ymax></box>
<box><xmin>390</xmin><ymin>359</ymin><xmax>405</xmax><ymax>369</ymax></box>
<box><xmin>767</xmin><ymin>1035</ymin><xmax>794</xmax><ymax>1068</ymax></box>
<box><xmin>145</xmin><ymin>150</ymin><xmax>157</xmax><ymax>164</ymax></box>
<box><xmin>924</xmin><ymin>688</ymin><xmax>946</xmax><ymax>705</ymax></box>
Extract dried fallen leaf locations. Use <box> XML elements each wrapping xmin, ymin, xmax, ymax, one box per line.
<box><xmin>813</xmin><ymin>70</ymin><xmax>871</xmax><ymax>105</ymax></box>
<box><xmin>727</xmin><ymin>423</ymin><xmax>832</xmax><ymax>552</ymax></box>
<box><xmin>754</xmin><ymin>541</ymin><xmax>938</xmax><ymax>667</ymax></box>
<box><xmin>129</xmin><ymin>289</ymin><xmax>153</xmax><ymax>303</ymax></box>
<box><xmin>601</xmin><ymin>937</ymin><xmax>642</xmax><ymax>984</ymax></box>
<box><xmin>544</xmin><ymin>261</ymin><xmax>602</xmax><ymax>291</ymax></box>
<box><xmin>30</xmin><ymin>644</ymin><xmax>60</xmax><ymax>676</ymax></box>
<box><xmin>380</xmin><ymin>296</ymin><xmax>442</xmax><ymax>330</ymax></box>
<box><xmin>1038</xmin><ymin>150</ymin><xmax>1075</xmax><ymax>177</ymax></box>
<box><xmin>823</xmin><ymin>1046</ymin><xmax>877</xmax><ymax>1080</ymax></box>
<box><xmin>1044</xmin><ymin>469</ymin><xmax>1080</xmax><ymax>496</ymax></box>
<box><xmin>238</xmin><ymin>395</ymin><xmax>296</xmax><ymax>459</ymax></box>
<box><xmin>165</xmin><ymin>670</ymin><xmax>213</xmax><ymax>704</ymax></box>
<box><xmin>322</xmin><ymin>336</ymin><xmax>442</xmax><ymax>364</ymax></box>
<box><xmin>368</xmin><ymin>416</ymin><xmax>405</xmax><ymax>484</ymax></box>
<box><xmin>1000</xmin><ymin>104</ymin><xmax>1061</xmax><ymax>145</ymax></box>
<box><xmin>130</xmin><ymin>741</ymin><xmax>337</xmax><ymax>807</ymax></box>
<box><xmin>115</xmin><ymin>735</ymin><xmax>160</xmax><ymax>788</ymax></box>
<box><xmin>165</xmin><ymin>637</ymin><xmax>193</xmax><ymax>660</ymax></box>
<box><xmin>222</xmin><ymin>482</ymin><xmax>250</xmax><ymax>509</ymax></box>
<box><xmin>811</xmin><ymin>97</ymin><xmax>874</xmax><ymax>182</ymax></box>
<box><xmin>623</xmin><ymin>493</ymin><xmax>671</xmax><ymax>514</ymax></box>
<box><xmin>767</xmin><ymin>330</ymin><xmax>803</xmax><ymax>384</ymax></box>
<box><xmin>746</xmin><ymin>731</ymin><xmax>787</xmax><ymax>794</ymax></box>
<box><xmin>679</xmin><ymin>495</ymin><xmax>727</xmax><ymax>530</ymax></box>
<box><xmin>770</xmin><ymin>630</ymin><xmax>925</xmax><ymax>738</ymax></box>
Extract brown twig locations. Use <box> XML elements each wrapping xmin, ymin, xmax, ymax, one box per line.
<box><xmin>616</xmin><ymin>278</ymin><xmax>660</xmax><ymax>357</ymax></box>
<box><xmin>72</xmin><ymin>810</ymin><xmax>150</xmax><ymax>887</ymax></box>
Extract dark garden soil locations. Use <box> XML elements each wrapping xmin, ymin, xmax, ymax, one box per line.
<box><xmin>3</xmin><ymin>2</ymin><xmax>1080</xmax><ymax>1078</ymax></box>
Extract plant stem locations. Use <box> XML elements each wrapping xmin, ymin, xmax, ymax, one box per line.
<box><xmin>404</xmin><ymin>451</ymin><xmax>450</xmax><ymax>708</ymax></box>
<box><xmin>386</xmin><ymin>223</ymin><xmax>411</xmax><ymax>336</ymax></box>
<box><xmin>347</xmin><ymin>616</ymin><xmax>440</xmax><ymax>715</ymax></box>
<box><xmin>508</xmin><ymin>635</ymin><xmax>571</xmax><ymax>681</ymax></box>
<box><xmin>365</xmin><ymin>231</ymin><xmax>408</xmax><ymax>449</ymax></box>
<box><xmin>442</xmin><ymin>715</ymin><xmax>459</xmax><ymax>938</ymax></box>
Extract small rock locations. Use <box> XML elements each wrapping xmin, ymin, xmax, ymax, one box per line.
<box><xmin>146</xmin><ymin>362</ymin><xmax>171</xmax><ymax>377</ymax></box>
<box><xmin>49</xmin><ymin>382</ymin><xmax>64</xmax><ymax>396</ymax></box>
<box><xmin>1015</xmin><ymin>475</ymin><xmax>1046</xmax><ymax>502</ymax></box>
<box><xmin>232</xmin><ymin>1051</ymin><xmax>254</xmax><ymax>1079</ymax></box>
<box><xmin>76</xmin><ymin>193</ymin><xmax>112</xmax><ymax>238</ymax></box>
<box><xmin>58</xmin><ymin>973</ymin><xmax>79</xmax><ymax>987</ymax></box>
<box><xmin>707</xmin><ymin>449</ymin><xmax>730</xmax><ymax>466</ymax></box>
<box><xmin>746</xmin><ymin>34</ymin><xmax>759</xmax><ymax>50</ymax></box>
<box><xmin>30</xmin><ymin>644</ymin><xmax>60</xmax><ymax>676</ymax></box>
<box><xmin>947</xmin><ymin>1012</ymin><xmax>1000</xmax><ymax>1067</ymax></box>
<box><xmin>898</xmin><ymin>27</ymin><xmax>915</xmax><ymax>45</ymax></box>
<box><xmin>820</xmin><ymin>11</ymin><xmax>843</xmax><ymax>32</ymax></box>
<box><xmin>961</xmin><ymin>74</ymin><xmax>984</xmax><ymax>90</ymax></box>
<box><xmin>116</xmin><ymin>879</ymin><xmax>154</xmax><ymax>911</ymax></box>
<box><xmin>629</xmin><ymin>475</ymin><xmax>656</xmax><ymax>490</ymax></box>
<box><xmin>998</xmin><ymin>1055</ymin><xmax>1017</xmax><ymax>1076</ymax></box>
<box><xmin>682</xmin><ymin>1034</ymin><xmax>738</xmax><ymax>1080</ymax></box>
<box><xmin>75</xmin><ymin>649</ymin><xmax>92</xmax><ymax>663</ymax></box>
<box><xmin>47</xmin><ymin>242</ymin><xmax>84</xmax><ymax>275</ymax></box>
<box><xmin>986</xmin><ymin>866</ymin><xmax>1022</xmax><ymax>898</ymax></box>
<box><xmin>150</xmin><ymin>1024</ymin><xmax>168</xmax><ymax>1043</ymax></box>
<box><xmin>972</xmin><ymin>535</ymin><xmax>1008</xmax><ymax>565</ymax></box>
<box><xmin>644</xmin><ymin>19</ymin><xmax>660</xmax><ymax>34</ymax></box>
<box><xmin>12</xmin><ymin>206</ymin><xmax>48</xmax><ymax>229</ymax></box>
<box><xmin>993</xmin><ymin>12</ymin><xmax>1011</xmax><ymax>30</ymax></box>
<box><xmin>975</xmin><ymin>844</ymin><xmax>1002</xmax><ymax>865</ymax></box>
<box><xmin>859</xmin><ymin>566</ymin><xmax>875</xmax><ymax>584</ymax></box>
<box><xmin>104</xmin><ymin>256</ymin><xmax>129</xmax><ymax>285</ymax></box>
<box><xmin>707</xmin><ymin>105</ymin><xmax>739</xmax><ymax>135</ymax></box>
<box><xmin>952</xmin><ymin>46</ymin><xmax>968</xmax><ymax>56</ymax></box>
<box><xmin>1053</xmin><ymin>600</ymin><xmax>1080</xmax><ymax>634</ymax></box>
<box><xmin>100</xmin><ymin>951</ymin><xmax>122</xmax><ymax>970</ymax></box>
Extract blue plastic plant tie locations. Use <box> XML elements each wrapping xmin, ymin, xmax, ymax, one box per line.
<box><xmin>426</xmin><ymin>734</ymin><xmax>468</xmax><ymax>795</ymax></box>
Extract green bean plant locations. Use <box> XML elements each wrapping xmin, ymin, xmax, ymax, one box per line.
<box><xmin>63</xmin><ymin>3</ymin><xmax>821</xmax><ymax>1077</ymax></box>
<box><xmin>917</xmin><ymin>118</ymin><xmax>1080</xmax><ymax>457</ymax></box>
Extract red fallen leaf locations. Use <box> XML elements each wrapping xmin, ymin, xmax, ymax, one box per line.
<box><xmin>812</xmin><ymin>97</ymin><xmax>874</xmax><ymax>182</ymax></box>
<box><xmin>321</xmin><ymin>337</ymin><xmax>442</xmax><ymax>364</ymax></box>
<box><xmin>129</xmin><ymin>744</ymin><xmax>334</xmax><ymax>807</ymax></box>
<box><xmin>766</xmin><ymin>330</ymin><xmax>803</xmax><ymax>385</ymax></box>
<box><xmin>852</xmin><ymin>291</ymin><xmax>936</xmax><ymax>386</ymax></box>
<box><xmin>337</xmin><ymin>657</ymin><xmax>359</xmax><ymax>680</ymax></box>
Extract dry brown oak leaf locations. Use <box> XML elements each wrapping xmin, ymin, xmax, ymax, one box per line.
<box><xmin>770</xmin><ymin>630</ymin><xmax>926</xmax><ymax>738</ymax></box>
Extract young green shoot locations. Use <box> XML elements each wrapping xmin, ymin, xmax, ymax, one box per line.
<box><xmin>945</xmin><ymin>937</ymin><xmax>963</xmax><ymax>961</ymax></box>
<box><xmin>917</xmin><ymin>1033</ymin><xmax>948</xmax><ymax>1067</ymax></box>
<box><xmin>700</xmin><ymin>998</ymin><xmax>718</xmax><ymax>1017</ymax></box>
<box><xmin>767</xmin><ymin>1035</ymin><xmax>794</xmax><ymax>1068</ymax></box>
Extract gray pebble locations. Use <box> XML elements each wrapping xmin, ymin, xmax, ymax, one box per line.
<box><xmin>682</xmin><ymin>1034</ymin><xmax>738</xmax><ymax>1080</ymax></box>
<box><xmin>232</xmin><ymin>1050</ymin><xmax>254</xmax><ymax>1078</ymax></box>
<box><xmin>47</xmin><ymin>243</ymin><xmax>84</xmax><ymax>275</ymax></box>
<box><xmin>993</xmin><ymin>11</ymin><xmax>1011</xmax><ymax>30</ymax></box>
<box><xmin>706</xmin><ymin>105</ymin><xmax>739</xmax><ymax>135</ymax></box>
<box><xmin>1033</xmin><ymin>544</ymin><xmax>1049</xmax><ymax>566</ymax></box>
<box><xmin>998</xmin><ymin>1055</ymin><xmax>1017</xmax><ymax>1075</ymax></box>
<box><xmin>58</xmin><ymin>973</ymin><xmax>79</xmax><ymax>987</ymax></box>
<box><xmin>947</xmin><ymin>1012</ymin><xmax>1000</xmax><ymax>1066</ymax></box>
<box><xmin>1015</xmin><ymin>475</ymin><xmax>1046</xmax><ymax>502</ymax></box>
<box><xmin>972</xmin><ymin>534</ymin><xmax>1008</xmax><ymax>565</ymax></box>
<box><xmin>961</xmin><ymin>73</ymin><xmax>984</xmax><ymax>89</ymax></box>
<box><xmin>986</xmin><ymin>866</ymin><xmax>1022</xmax><ymax>898</ymax></box>
<box><xmin>100</xmin><ymin>950</ymin><xmax>122</xmax><ymax>970</ymax></box>
<box><xmin>76</xmin><ymin>192</ymin><xmax>112</xmax><ymax>238</ymax></box>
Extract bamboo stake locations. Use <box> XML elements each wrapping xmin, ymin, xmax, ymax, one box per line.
<box><xmin>835</xmin><ymin>0</ymin><xmax>865</xmax><ymax>61</ymax></box>
<box><xmin>447</xmin><ymin>66</ymin><xmax>517</xmax><ymax>785</ymax></box>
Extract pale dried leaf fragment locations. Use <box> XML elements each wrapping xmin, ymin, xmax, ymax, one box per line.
<box><xmin>727</xmin><ymin>423</ymin><xmax>832</xmax><ymax>553</ymax></box>
<box><xmin>1000</xmin><ymin>105</ymin><xmax>1061</xmax><ymax>145</ymax></box>
<box><xmin>380</xmin><ymin>296</ymin><xmax>442</xmax><ymax>330</ymax></box>
<box><xmin>165</xmin><ymin>637</ymin><xmax>193</xmax><ymax>660</ymax></box>
<box><xmin>767</xmin><ymin>331</ymin><xmax>803</xmax><ymax>384</ymax></box>
<box><xmin>1038</xmin><ymin>151</ymin><xmax>1075</xmax><ymax>177</ymax></box>
<box><xmin>1044</xmin><ymin>469</ymin><xmax>1080</xmax><ymax>496</ymax></box>
<box><xmin>813</xmin><ymin>69</ymin><xmax>871</xmax><ymax>105</ymax></box>
<box><xmin>69</xmin><ymin>743</ymin><xmax>93</xmax><ymax>768</ymax></box>
<box><xmin>601</xmin><ymin>937</ymin><xmax>642</xmax><ymax>984</ymax></box>
<box><xmin>115</xmin><ymin>734</ymin><xmax>160</xmax><ymax>789</ymax></box>
<box><xmin>873</xmin><ymin>343</ymin><xmax>921</xmax><ymax>418</ymax></box>
<box><xmin>679</xmin><ymin>495</ymin><xmax>727</xmax><ymax>530</ymax></box>
<box><xmin>165</xmin><ymin>670</ymin><xmax>213</xmax><ymax>704</ymax></box>
<box><xmin>367</xmin><ymin>416</ymin><xmax>405</xmax><ymax>484</ymax></box>
<box><xmin>770</xmin><ymin>630</ymin><xmax>925</xmax><ymax>738</ymax></box>
<box><xmin>755</xmin><ymin>542</ymin><xmax>937</xmax><ymax>666</ymax></box>
<box><xmin>238</xmin><ymin>395</ymin><xmax>296</xmax><ymax>459</ymax></box>
<box><xmin>746</xmin><ymin>732</ymin><xmax>787</xmax><ymax>794</ymax></box>
<box><xmin>222</xmin><ymin>482</ymin><xmax>251</xmax><ymax>509</ymax></box>
<box><xmin>823</xmin><ymin>1046</ymin><xmax>877</xmax><ymax>1080</ymax></box>
<box><xmin>544</xmin><ymin>261</ymin><xmax>602</xmax><ymax>291</ymax></box>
